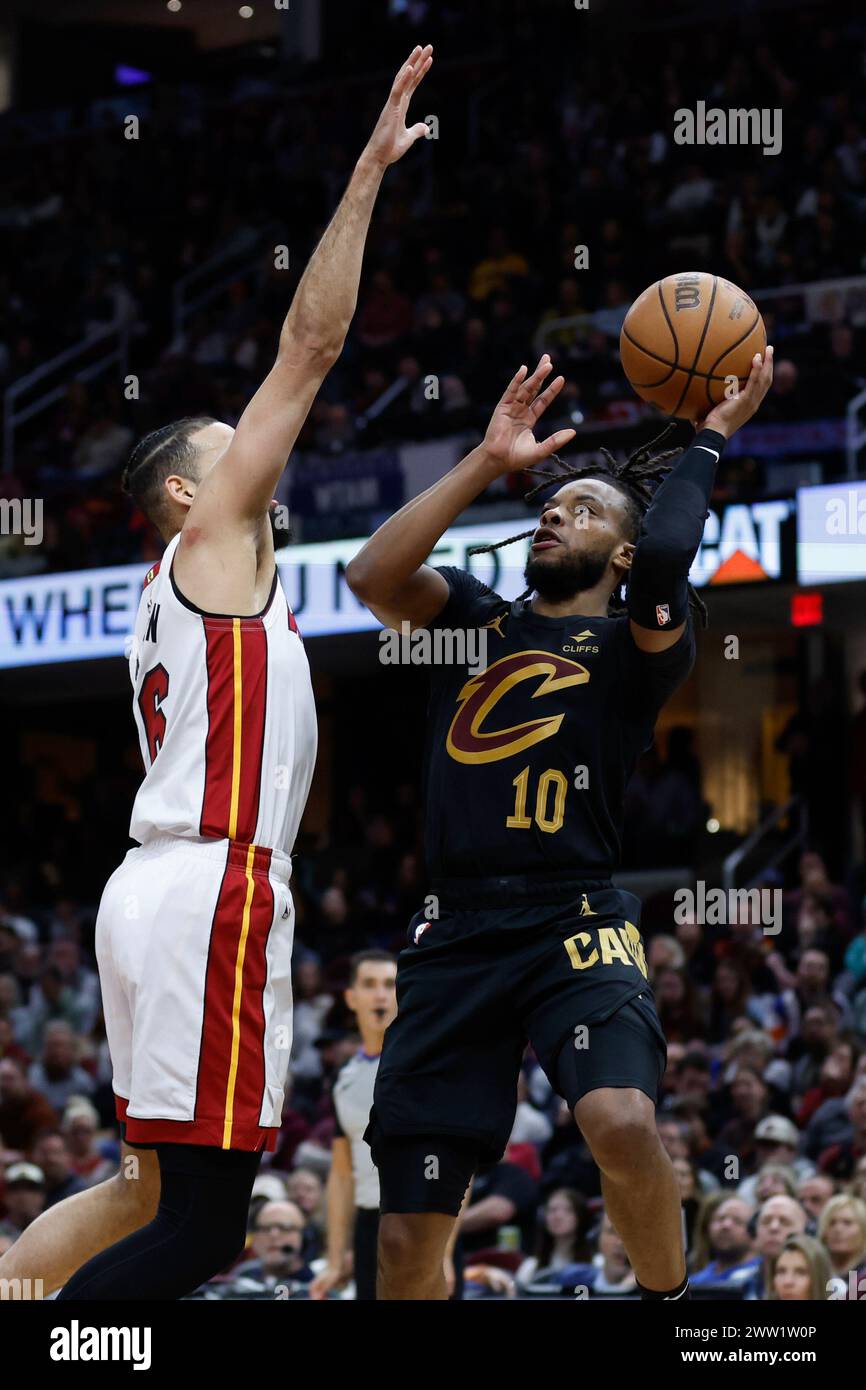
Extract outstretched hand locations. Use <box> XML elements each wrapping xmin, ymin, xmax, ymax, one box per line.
<box><xmin>694</xmin><ymin>345</ymin><xmax>774</xmax><ymax>437</ymax></box>
<box><xmin>482</xmin><ymin>356</ymin><xmax>577</xmax><ymax>475</ymax></box>
<box><xmin>364</xmin><ymin>45</ymin><xmax>434</xmax><ymax>169</ymax></box>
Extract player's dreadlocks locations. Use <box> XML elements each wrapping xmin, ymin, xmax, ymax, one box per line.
<box><xmin>468</xmin><ymin>422</ymin><xmax>709</xmax><ymax>627</ymax></box>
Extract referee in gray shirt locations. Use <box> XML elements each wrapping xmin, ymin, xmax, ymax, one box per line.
<box><xmin>311</xmin><ymin>950</ymin><xmax>397</xmax><ymax>1301</ymax></box>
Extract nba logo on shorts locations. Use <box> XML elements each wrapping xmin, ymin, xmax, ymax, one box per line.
<box><xmin>656</xmin><ymin>604</ymin><xmax>671</xmax><ymax>626</ymax></box>
<box><xmin>414</xmin><ymin>922</ymin><xmax>431</xmax><ymax>944</ymax></box>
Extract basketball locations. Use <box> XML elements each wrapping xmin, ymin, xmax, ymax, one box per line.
<box><xmin>619</xmin><ymin>272</ymin><xmax>767</xmax><ymax>421</ymax></box>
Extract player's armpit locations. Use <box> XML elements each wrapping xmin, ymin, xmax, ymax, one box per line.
<box><xmin>628</xmin><ymin>617</ymin><xmax>686</xmax><ymax>653</ymax></box>
<box><xmin>346</xmin><ymin>561</ymin><xmax>450</xmax><ymax>632</ymax></box>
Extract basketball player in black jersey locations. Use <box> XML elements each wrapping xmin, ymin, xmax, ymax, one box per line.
<box><xmin>347</xmin><ymin>346</ymin><xmax>773</xmax><ymax>1300</ymax></box>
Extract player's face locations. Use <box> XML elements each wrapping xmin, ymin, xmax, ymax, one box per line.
<box><xmin>345</xmin><ymin>962</ymin><xmax>398</xmax><ymax>1034</ymax></box>
<box><xmin>524</xmin><ymin>478</ymin><xmax>633</xmax><ymax>602</ymax></box>
<box><xmin>164</xmin><ymin>422</ymin><xmax>235</xmax><ymax>520</ymax></box>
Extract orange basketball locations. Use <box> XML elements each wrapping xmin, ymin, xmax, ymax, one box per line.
<box><xmin>619</xmin><ymin>272</ymin><xmax>766</xmax><ymax>421</ymax></box>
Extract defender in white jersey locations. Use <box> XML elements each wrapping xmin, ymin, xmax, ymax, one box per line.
<box><xmin>99</xmin><ymin>530</ymin><xmax>317</xmax><ymax>1151</ymax></box>
<box><xmin>0</xmin><ymin>46</ymin><xmax>434</xmax><ymax>1302</ymax></box>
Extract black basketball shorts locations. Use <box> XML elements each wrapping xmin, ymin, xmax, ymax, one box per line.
<box><xmin>364</xmin><ymin>877</ymin><xmax>667</xmax><ymax>1214</ymax></box>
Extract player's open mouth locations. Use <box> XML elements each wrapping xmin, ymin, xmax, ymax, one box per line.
<box><xmin>531</xmin><ymin>528</ymin><xmax>561</xmax><ymax>551</ymax></box>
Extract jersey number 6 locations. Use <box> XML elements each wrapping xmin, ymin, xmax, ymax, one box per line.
<box><xmin>138</xmin><ymin>664</ymin><xmax>170</xmax><ymax>764</ymax></box>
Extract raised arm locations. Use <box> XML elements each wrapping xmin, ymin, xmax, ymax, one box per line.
<box><xmin>174</xmin><ymin>46</ymin><xmax>433</xmax><ymax>608</ymax></box>
<box><xmin>346</xmin><ymin>356</ymin><xmax>575</xmax><ymax>629</ymax></box>
<box><xmin>627</xmin><ymin>346</ymin><xmax>774</xmax><ymax>652</ymax></box>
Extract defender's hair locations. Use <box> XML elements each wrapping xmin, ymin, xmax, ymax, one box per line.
<box><xmin>468</xmin><ymin>423</ymin><xmax>708</xmax><ymax>626</ymax></box>
<box><xmin>121</xmin><ymin>416</ymin><xmax>218</xmax><ymax>528</ymax></box>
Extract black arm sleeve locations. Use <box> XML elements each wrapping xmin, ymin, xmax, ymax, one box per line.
<box><xmin>626</xmin><ymin>428</ymin><xmax>727</xmax><ymax>630</ymax></box>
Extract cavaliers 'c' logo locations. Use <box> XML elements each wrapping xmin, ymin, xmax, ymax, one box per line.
<box><xmin>446</xmin><ymin>651</ymin><xmax>589</xmax><ymax>765</ymax></box>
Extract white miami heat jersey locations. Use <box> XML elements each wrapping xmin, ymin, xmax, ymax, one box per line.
<box><xmin>127</xmin><ymin>533</ymin><xmax>317</xmax><ymax>856</ymax></box>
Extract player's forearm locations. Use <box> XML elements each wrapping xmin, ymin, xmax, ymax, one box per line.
<box><xmin>279</xmin><ymin>153</ymin><xmax>385</xmax><ymax>363</ymax></box>
<box><xmin>347</xmin><ymin>444</ymin><xmax>498</xmax><ymax>599</ymax></box>
<box><xmin>627</xmin><ymin>427</ymin><xmax>726</xmax><ymax>628</ymax></box>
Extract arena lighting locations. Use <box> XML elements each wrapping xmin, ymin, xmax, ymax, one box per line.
<box><xmin>790</xmin><ymin>592</ymin><xmax>823</xmax><ymax>628</ymax></box>
<box><xmin>115</xmin><ymin>65</ymin><xmax>152</xmax><ymax>87</ymax></box>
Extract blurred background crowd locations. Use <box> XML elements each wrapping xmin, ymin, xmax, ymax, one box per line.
<box><xmin>2</xmin><ymin>0</ymin><xmax>866</xmax><ymax>575</ymax></box>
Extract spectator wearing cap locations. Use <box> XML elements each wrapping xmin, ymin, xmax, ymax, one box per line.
<box><xmin>741</xmin><ymin>1194</ymin><xmax>808</xmax><ymax>1300</ymax></box>
<box><xmin>690</xmin><ymin>1196</ymin><xmax>760</xmax><ymax>1288</ymax></box>
<box><xmin>0</xmin><ymin>1162</ymin><xmax>46</xmax><ymax>1242</ymax></box>
<box><xmin>30</xmin><ymin>1130</ymin><xmax>87</xmax><ymax>1206</ymax></box>
<box><xmin>737</xmin><ymin>1116</ymin><xmax>814</xmax><ymax>1204</ymax></box>
<box><xmin>0</xmin><ymin>1057</ymin><xmax>57</xmax><ymax>1152</ymax></box>
<box><xmin>27</xmin><ymin>1021</ymin><xmax>95</xmax><ymax>1114</ymax></box>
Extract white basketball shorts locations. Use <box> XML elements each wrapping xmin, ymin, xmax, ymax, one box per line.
<box><xmin>96</xmin><ymin>834</ymin><xmax>294</xmax><ymax>1152</ymax></box>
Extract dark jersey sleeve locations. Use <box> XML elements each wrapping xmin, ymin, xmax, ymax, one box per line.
<box><xmin>615</xmin><ymin>615</ymin><xmax>696</xmax><ymax>723</ymax></box>
<box><xmin>427</xmin><ymin>566</ymin><xmax>506</xmax><ymax>630</ymax></box>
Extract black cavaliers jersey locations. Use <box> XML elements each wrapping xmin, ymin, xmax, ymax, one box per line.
<box><xmin>423</xmin><ymin>566</ymin><xmax>696</xmax><ymax>881</ymax></box>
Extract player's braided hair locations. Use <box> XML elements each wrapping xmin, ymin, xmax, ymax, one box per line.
<box><xmin>122</xmin><ymin>416</ymin><xmax>218</xmax><ymax>530</ymax></box>
<box><xmin>468</xmin><ymin>422</ymin><xmax>709</xmax><ymax>627</ymax></box>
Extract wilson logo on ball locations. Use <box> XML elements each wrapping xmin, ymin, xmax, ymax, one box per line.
<box><xmin>619</xmin><ymin>271</ymin><xmax>766</xmax><ymax>421</ymax></box>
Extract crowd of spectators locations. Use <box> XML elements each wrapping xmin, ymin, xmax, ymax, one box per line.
<box><xmin>2</xmin><ymin>2</ymin><xmax>866</xmax><ymax>576</ymax></box>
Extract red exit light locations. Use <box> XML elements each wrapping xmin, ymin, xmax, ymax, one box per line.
<box><xmin>791</xmin><ymin>593</ymin><xmax>823</xmax><ymax>627</ymax></box>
